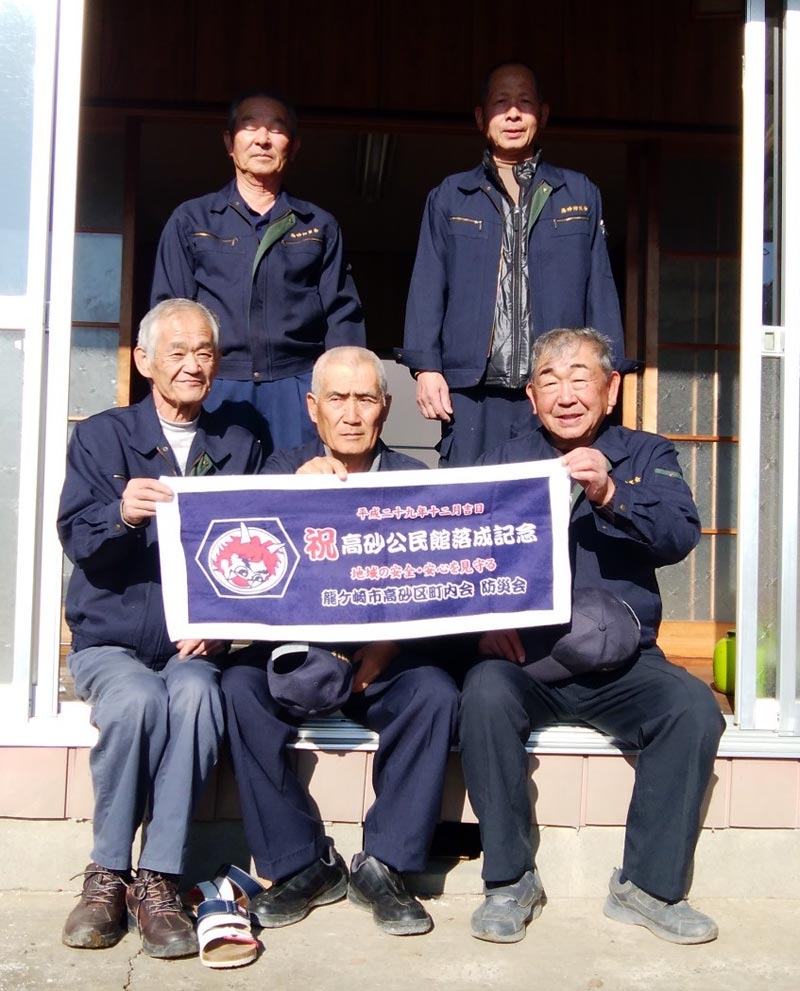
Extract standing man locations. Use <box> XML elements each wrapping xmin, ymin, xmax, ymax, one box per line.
<box><xmin>222</xmin><ymin>346</ymin><xmax>459</xmax><ymax>937</ymax></box>
<box><xmin>398</xmin><ymin>62</ymin><xmax>632</xmax><ymax>467</ymax></box>
<box><xmin>151</xmin><ymin>89</ymin><xmax>365</xmax><ymax>454</ymax></box>
<box><xmin>58</xmin><ymin>299</ymin><xmax>264</xmax><ymax>959</ymax></box>
<box><xmin>459</xmin><ymin>328</ymin><xmax>724</xmax><ymax>945</ymax></box>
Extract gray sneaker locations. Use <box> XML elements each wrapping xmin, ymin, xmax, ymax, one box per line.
<box><xmin>603</xmin><ymin>868</ymin><xmax>718</xmax><ymax>944</ymax></box>
<box><xmin>470</xmin><ymin>869</ymin><xmax>545</xmax><ymax>943</ymax></box>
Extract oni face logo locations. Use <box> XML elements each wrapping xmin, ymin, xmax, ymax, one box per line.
<box><xmin>200</xmin><ymin>520</ymin><xmax>296</xmax><ymax>596</ymax></box>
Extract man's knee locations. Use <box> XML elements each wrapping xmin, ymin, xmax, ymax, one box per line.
<box><xmin>402</xmin><ymin>665</ymin><xmax>459</xmax><ymax>712</ymax></box>
<box><xmin>461</xmin><ymin>659</ymin><xmax>524</xmax><ymax>711</ymax></box>
<box><xmin>96</xmin><ymin>668</ymin><xmax>169</xmax><ymax>735</ymax></box>
<box><xmin>679</xmin><ymin>674</ymin><xmax>726</xmax><ymax>744</ymax></box>
<box><xmin>459</xmin><ymin>660</ymin><xmax>529</xmax><ymax>736</ymax></box>
<box><xmin>165</xmin><ymin>659</ymin><xmax>222</xmax><ymax>718</ymax></box>
<box><xmin>642</xmin><ymin>663</ymin><xmax>726</xmax><ymax>750</ymax></box>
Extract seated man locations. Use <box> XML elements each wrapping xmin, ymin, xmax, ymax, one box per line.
<box><xmin>459</xmin><ymin>327</ymin><xmax>725</xmax><ymax>945</ymax></box>
<box><xmin>58</xmin><ymin>299</ymin><xmax>265</xmax><ymax>959</ymax></box>
<box><xmin>222</xmin><ymin>346</ymin><xmax>459</xmax><ymax>936</ymax></box>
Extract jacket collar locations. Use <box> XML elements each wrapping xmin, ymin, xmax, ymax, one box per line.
<box><xmin>127</xmin><ymin>393</ymin><xmax>238</xmax><ymax>475</ymax></box>
<box><xmin>211</xmin><ymin>179</ymin><xmax>316</xmax><ymax>222</ymax></box>
<box><xmin>458</xmin><ymin>151</ymin><xmax>567</xmax><ymax>195</ymax></box>
<box><xmin>530</xmin><ymin>420</ymin><xmax>630</xmax><ymax>469</ymax></box>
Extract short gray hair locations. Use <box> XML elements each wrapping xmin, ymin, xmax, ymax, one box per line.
<box><xmin>529</xmin><ymin>328</ymin><xmax>614</xmax><ymax>383</ymax></box>
<box><xmin>226</xmin><ymin>89</ymin><xmax>298</xmax><ymax>139</ymax></box>
<box><xmin>137</xmin><ymin>299</ymin><xmax>220</xmax><ymax>359</ymax></box>
<box><xmin>311</xmin><ymin>347</ymin><xmax>388</xmax><ymax>400</ymax></box>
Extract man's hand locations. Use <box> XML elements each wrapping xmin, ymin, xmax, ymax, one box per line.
<box><xmin>296</xmin><ymin>456</ymin><xmax>350</xmax><ymax>480</ymax></box>
<box><xmin>120</xmin><ymin>478</ymin><xmax>175</xmax><ymax>526</ymax></box>
<box><xmin>175</xmin><ymin>638</ymin><xmax>228</xmax><ymax>660</ymax></box>
<box><xmin>352</xmin><ymin>641</ymin><xmax>401</xmax><ymax>692</ymax></box>
<box><xmin>477</xmin><ymin>629</ymin><xmax>526</xmax><ymax>664</ymax></box>
<box><xmin>560</xmin><ymin>447</ymin><xmax>615</xmax><ymax>508</ymax></box>
<box><xmin>415</xmin><ymin>371</ymin><xmax>453</xmax><ymax>422</ymax></box>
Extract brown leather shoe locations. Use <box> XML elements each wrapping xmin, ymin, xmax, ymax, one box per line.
<box><xmin>62</xmin><ymin>862</ymin><xmax>129</xmax><ymax>949</ymax></box>
<box><xmin>126</xmin><ymin>869</ymin><xmax>199</xmax><ymax>959</ymax></box>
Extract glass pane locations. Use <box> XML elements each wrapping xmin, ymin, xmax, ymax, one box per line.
<box><xmin>0</xmin><ymin>1</ymin><xmax>36</xmax><ymax>295</ymax></box>
<box><xmin>0</xmin><ymin>330</ymin><xmax>24</xmax><ymax>681</ymax></box>
<box><xmin>756</xmin><ymin>355</ymin><xmax>781</xmax><ymax>699</ymax></box>
<box><xmin>658</xmin><ymin>349</ymin><xmax>740</xmax><ymax>439</ymax></box>
<box><xmin>69</xmin><ymin>326</ymin><xmax>120</xmax><ymax>416</ymax></box>
<box><xmin>71</xmin><ymin>232</ymin><xmax>122</xmax><ymax>323</ymax></box>
<box><xmin>674</xmin><ymin>439</ymin><xmax>738</xmax><ymax>532</ymax></box>
<box><xmin>660</xmin><ymin>534</ymin><xmax>736</xmax><ymax>623</ymax></box>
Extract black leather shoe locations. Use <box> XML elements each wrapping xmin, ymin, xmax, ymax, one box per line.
<box><xmin>126</xmin><ymin>869</ymin><xmax>199</xmax><ymax>959</ymax></box>
<box><xmin>62</xmin><ymin>863</ymin><xmax>129</xmax><ymax>949</ymax></box>
<box><xmin>347</xmin><ymin>853</ymin><xmax>432</xmax><ymax>935</ymax></box>
<box><xmin>250</xmin><ymin>847</ymin><xmax>348</xmax><ymax>928</ymax></box>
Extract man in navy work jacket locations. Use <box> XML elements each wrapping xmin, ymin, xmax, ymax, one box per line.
<box><xmin>58</xmin><ymin>299</ymin><xmax>264</xmax><ymax>960</ymax></box>
<box><xmin>398</xmin><ymin>62</ymin><xmax>633</xmax><ymax>468</ymax></box>
<box><xmin>222</xmin><ymin>346</ymin><xmax>459</xmax><ymax>936</ymax></box>
<box><xmin>151</xmin><ymin>89</ymin><xmax>365</xmax><ymax>454</ymax></box>
<box><xmin>459</xmin><ymin>327</ymin><xmax>724</xmax><ymax>945</ymax></box>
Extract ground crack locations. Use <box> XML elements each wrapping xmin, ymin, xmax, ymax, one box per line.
<box><xmin>122</xmin><ymin>947</ymin><xmax>142</xmax><ymax>990</ymax></box>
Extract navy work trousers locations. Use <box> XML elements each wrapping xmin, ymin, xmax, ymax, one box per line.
<box><xmin>439</xmin><ymin>385</ymin><xmax>534</xmax><ymax>468</ymax></box>
<box><xmin>222</xmin><ymin>651</ymin><xmax>459</xmax><ymax>881</ymax></box>
<box><xmin>204</xmin><ymin>373</ymin><xmax>315</xmax><ymax>456</ymax></box>
<box><xmin>458</xmin><ymin>648</ymin><xmax>725</xmax><ymax>903</ymax></box>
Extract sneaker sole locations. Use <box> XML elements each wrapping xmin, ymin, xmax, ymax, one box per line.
<box><xmin>603</xmin><ymin>895</ymin><xmax>718</xmax><ymax>945</ymax></box>
<box><xmin>347</xmin><ymin>888</ymin><xmax>433</xmax><ymax>936</ymax></box>
<box><xmin>254</xmin><ymin>874</ymin><xmax>349</xmax><ymax>929</ymax></box>
<box><xmin>470</xmin><ymin>898</ymin><xmax>543</xmax><ymax>943</ymax></box>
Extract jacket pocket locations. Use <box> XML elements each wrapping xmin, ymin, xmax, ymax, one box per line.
<box><xmin>190</xmin><ymin>231</ymin><xmax>246</xmax><ymax>253</ymax></box>
<box><xmin>448</xmin><ymin>216</ymin><xmax>487</xmax><ymax>238</ymax></box>
<box><xmin>549</xmin><ymin>216</ymin><xmax>590</xmax><ymax>236</ymax></box>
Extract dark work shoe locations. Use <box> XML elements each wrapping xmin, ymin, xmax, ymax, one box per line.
<box><xmin>62</xmin><ymin>863</ymin><xmax>129</xmax><ymax>949</ymax></box>
<box><xmin>126</xmin><ymin>869</ymin><xmax>199</xmax><ymax>959</ymax></box>
<box><xmin>347</xmin><ymin>853</ymin><xmax>433</xmax><ymax>936</ymax></box>
<box><xmin>470</xmin><ymin>869</ymin><xmax>545</xmax><ymax>943</ymax></box>
<box><xmin>250</xmin><ymin>847</ymin><xmax>348</xmax><ymax>928</ymax></box>
<box><xmin>603</xmin><ymin>868</ymin><xmax>718</xmax><ymax>944</ymax></box>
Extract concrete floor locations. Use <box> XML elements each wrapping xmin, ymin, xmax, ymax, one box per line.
<box><xmin>1</xmin><ymin>889</ymin><xmax>799</xmax><ymax>991</ymax></box>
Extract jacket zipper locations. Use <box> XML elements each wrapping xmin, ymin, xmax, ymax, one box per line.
<box><xmin>192</xmin><ymin>232</ymin><xmax>239</xmax><ymax>246</ymax></box>
<box><xmin>449</xmin><ymin>216</ymin><xmax>483</xmax><ymax>229</ymax></box>
<box><xmin>511</xmin><ymin>203</ymin><xmax>524</xmax><ymax>382</ymax></box>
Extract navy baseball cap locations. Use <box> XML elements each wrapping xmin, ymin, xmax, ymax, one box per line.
<box><xmin>521</xmin><ymin>588</ymin><xmax>641</xmax><ymax>683</ymax></box>
<box><xmin>268</xmin><ymin>643</ymin><xmax>354</xmax><ymax>718</ymax></box>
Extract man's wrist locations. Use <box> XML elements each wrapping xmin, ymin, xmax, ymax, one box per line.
<box><xmin>120</xmin><ymin>499</ymin><xmax>145</xmax><ymax>529</ymax></box>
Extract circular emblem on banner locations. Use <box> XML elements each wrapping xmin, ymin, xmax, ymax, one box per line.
<box><xmin>207</xmin><ymin>522</ymin><xmax>289</xmax><ymax>595</ymax></box>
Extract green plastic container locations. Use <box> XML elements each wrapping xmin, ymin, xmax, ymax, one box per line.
<box><xmin>713</xmin><ymin>630</ymin><xmax>736</xmax><ymax>695</ymax></box>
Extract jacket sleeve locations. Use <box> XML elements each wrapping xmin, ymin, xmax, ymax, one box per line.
<box><xmin>150</xmin><ymin>209</ymin><xmax>198</xmax><ymax>306</ymax></box>
<box><xmin>260</xmin><ymin>448</ymin><xmax>301</xmax><ymax>474</ymax></box>
<box><xmin>594</xmin><ymin>435</ymin><xmax>701</xmax><ymax>566</ymax></box>
<box><xmin>585</xmin><ymin>183</ymin><xmax>626</xmax><ymax>369</ymax></box>
<box><xmin>57</xmin><ymin>424</ymin><xmax>148</xmax><ymax>570</ymax></box>
<box><xmin>318</xmin><ymin>221</ymin><xmax>366</xmax><ymax>348</ymax></box>
<box><xmin>399</xmin><ymin>187</ymin><xmax>450</xmax><ymax>372</ymax></box>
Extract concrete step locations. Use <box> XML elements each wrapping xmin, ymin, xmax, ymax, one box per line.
<box><xmin>2</xmin><ymin>818</ymin><xmax>799</xmax><ymax>900</ymax></box>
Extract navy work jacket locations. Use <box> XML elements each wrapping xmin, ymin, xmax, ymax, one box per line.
<box><xmin>477</xmin><ymin>423</ymin><xmax>701</xmax><ymax>647</ymax></box>
<box><xmin>399</xmin><ymin>160</ymin><xmax>627</xmax><ymax>386</ymax></box>
<box><xmin>151</xmin><ymin>181</ymin><xmax>365</xmax><ymax>383</ymax></box>
<box><xmin>58</xmin><ymin>395</ymin><xmax>265</xmax><ymax>667</ymax></box>
<box><xmin>262</xmin><ymin>437</ymin><xmax>427</xmax><ymax>474</ymax></box>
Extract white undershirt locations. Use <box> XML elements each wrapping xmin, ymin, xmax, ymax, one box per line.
<box><xmin>159</xmin><ymin>415</ymin><xmax>199</xmax><ymax>475</ymax></box>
